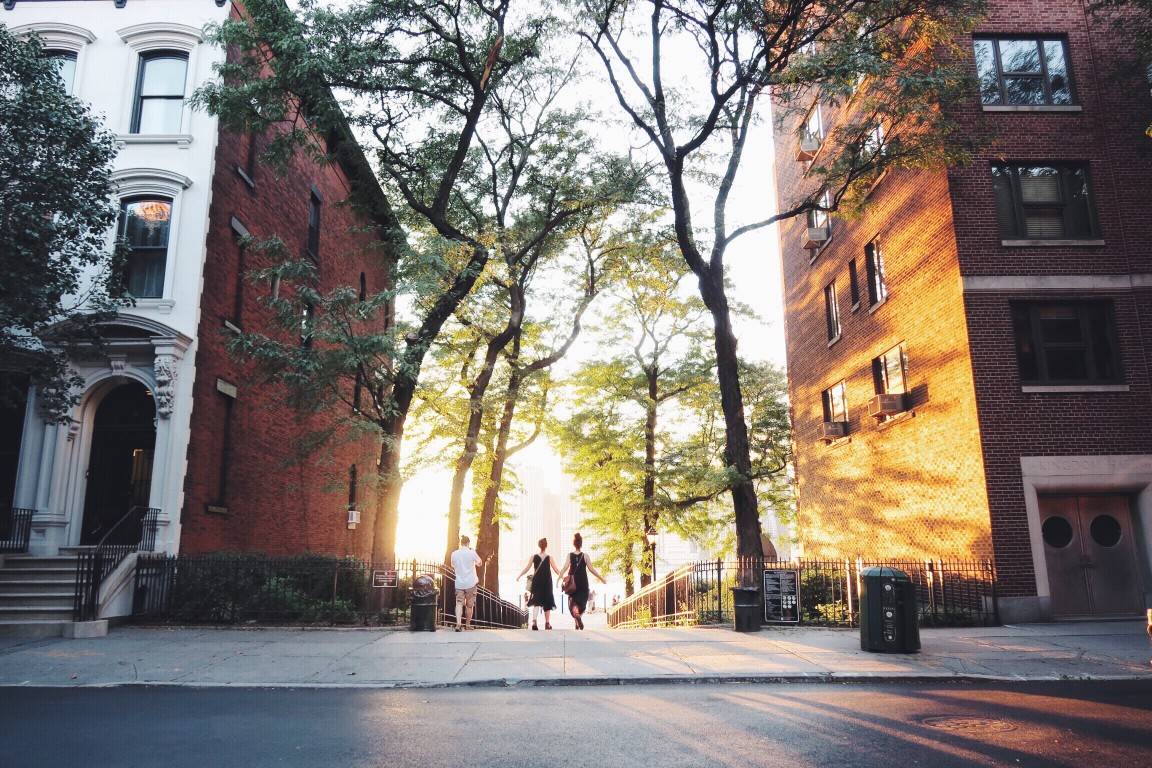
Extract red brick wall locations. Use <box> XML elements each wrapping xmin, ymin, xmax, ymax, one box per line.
<box><xmin>180</xmin><ymin>19</ymin><xmax>392</xmax><ymax>557</ymax></box>
<box><xmin>775</xmin><ymin>0</ymin><xmax>1152</xmax><ymax>597</ymax></box>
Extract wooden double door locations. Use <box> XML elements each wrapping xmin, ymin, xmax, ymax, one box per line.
<box><xmin>1038</xmin><ymin>495</ymin><xmax>1145</xmax><ymax>616</ymax></box>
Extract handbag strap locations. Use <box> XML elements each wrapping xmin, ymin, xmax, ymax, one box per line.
<box><xmin>529</xmin><ymin>555</ymin><xmax>545</xmax><ymax>579</ymax></box>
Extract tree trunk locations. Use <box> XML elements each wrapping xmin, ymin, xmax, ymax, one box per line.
<box><xmin>475</xmin><ymin>354</ymin><xmax>524</xmax><ymax>593</ymax></box>
<box><xmin>639</xmin><ymin>364</ymin><xmax>659</xmax><ymax>588</ymax></box>
<box><xmin>371</xmin><ymin>414</ymin><xmax>404</xmax><ymax>565</ymax></box>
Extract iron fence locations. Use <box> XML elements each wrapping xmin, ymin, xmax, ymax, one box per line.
<box><xmin>0</xmin><ymin>507</ymin><xmax>34</xmax><ymax>553</ymax></box>
<box><xmin>74</xmin><ymin>506</ymin><xmax>160</xmax><ymax>621</ymax></box>
<box><xmin>607</xmin><ymin>557</ymin><xmax>997</xmax><ymax>629</ymax></box>
<box><xmin>132</xmin><ymin>553</ymin><xmax>527</xmax><ymax>629</ymax></box>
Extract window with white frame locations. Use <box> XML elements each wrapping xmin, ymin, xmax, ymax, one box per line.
<box><xmin>822</xmin><ymin>380</ymin><xmax>848</xmax><ymax>424</ymax></box>
<box><xmin>991</xmin><ymin>163</ymin><xmax>1096</xmax><ymax>240</ymax></box>
<box><xmin>824</xmin><ymin>281</ymin><xmax>840</xmax><ymax>342</ymax></box>
<box><xmin>872</xmin><ymin>343</ymin><xmax>907</xmax><ymax>396</ymax></box>
<box><xmin>119</xmin><ymin>197</ymin><xmax>172</xmax><ymax>298</ymax></box>
<box><xmin>45</xmin><ymin>50</ymin><xmax>78</xmax><ymax>93</ymax></box>
<box><xmin>131</xmin><ymin>51</ymin><xmax>189</xmax><ymax>133</ymax></box>
<box><xmin>805</xmin><ymin>103</ymin><xmax>824</xmax><ymax>142</ymax></box>
<box><xmin>974</xmin><ymin>37</ymin><xmax>1074</xmax><ymax>106</ymax></box>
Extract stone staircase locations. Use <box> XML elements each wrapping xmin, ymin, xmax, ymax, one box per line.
<box><xmin>0</xmin><ymin>550</ymin><xmax>85</xmax><ymax>638</ymax></box>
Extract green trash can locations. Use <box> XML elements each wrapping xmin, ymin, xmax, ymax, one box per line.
<box><xmin>409</xmin><ymin>574</ymin><xmax>439</xmax><ymax>632</ymax></box>
<box><xmin>859</xmin><ymin>566</ymin><xmax>920</xmax><ymax>652</ymax></box>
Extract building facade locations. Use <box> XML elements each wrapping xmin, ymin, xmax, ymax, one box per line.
<box><xmin>2</xmin><ymin>0</ymin><xmax>393</xmax><ymax>569</ymax></box>
<box><xmin>775</xmin><ymin>1</ymin><xmax>1152</xmax><ymax>622</ymax></box>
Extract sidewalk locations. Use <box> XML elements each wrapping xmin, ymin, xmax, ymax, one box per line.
<box><xmin>0</xmin><ymin>616</ymin><xmax>1148</xmax><ymax>689</ymax></box>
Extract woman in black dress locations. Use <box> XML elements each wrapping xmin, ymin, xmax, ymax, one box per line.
<box><xmin>516</xmin><ymin>537</ymin><xmax>561</xmax><ymax>630</ymax></box>
<box><xmin>556</xmin><ymin>532</ymin><xmax>606</xmax><ymax>630</ymax></box>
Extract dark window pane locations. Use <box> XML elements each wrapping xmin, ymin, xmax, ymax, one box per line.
<box><xmin>1037</xmin><ymin>306</ymin><xmax>1083</xmax><ymax>344</ymax></box>
<box><xmin>1042</xmin><ymin>516</ymin><xmax>1074</xmax><ymax>548</ymax></box>
<box><xmin>1003</xmin><ymin>75</ymin><xmax>1047</xmax><ymax>105</ymax></box>
<box><xmin>998</xmin><ymin>39</ymin><xmax>1042</xmax><ymax>73</ymax></box>
<box><xmin>1011</xmin><ymin>304</ymin><xmax>1040</xmax><ymax>382</ymax></box>
<box><xmin>992</xmin><ymin>167</ymin><xmax>1019</xmax><ymax>237</ymax></box>
<box><xmin>120</xmin><ymin>199</ymin><xmax>171</xmax><ymax>299</ymax></box>
<box><xmin>1064</xmin><ymin>168</ymin><xmax>1093</xmax><ymax>237</ymax></box>
<box><xmin>974</xmin><ymin>40</ymin><xmax>1001</xmax><ymax>104</ymax></box>
<box><xmin>1086</xmin><ymin>308</ymin><xmax>1119</xmax><ymax>380</ymax></box>
<box><xmin>1089</xmin><ymin>515</ymin><xmax>1122</xmax><ymax>547</ymax></box>
<box><xmin>1045</xmin><ymin>349</ymin><xmax>1089</xmax><ymax>380</ymax></box>
<box><xmin>1044</xmin><ymin>41</ymin><xmax>1072</xmax><ymax>104</ymax></box>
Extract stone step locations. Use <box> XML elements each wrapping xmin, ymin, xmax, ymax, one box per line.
<box><xmin>1</xmin><ymin>556</ymin><xmax>78</xmax><ymax>569</ymax></box>
<box><xmin>0</xmin><ymin>620</ymin><xmax>71</xmax><ymax>639</ymax></box>
<box><xmin>0</xmin><ymin>593</ymin><xmax>73</xmax><ymax>609</ymax></box>
<box><xmin>0</xmin><ymin>567</ymin><xmax>77</xmax><ymax>582</ymax></box>
<box><xmin>0</xmin><ymin>579</ymin><xmax>77</xmax><ymax>595</ymax></box>
<box><xmin>0</xmin><ymin>606</ymin><xmax>73</xmax><ymax>622</ymax></box>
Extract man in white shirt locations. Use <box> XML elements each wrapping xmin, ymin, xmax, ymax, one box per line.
<box><xmin>450</xmin><ymin>535</ymin><xmax>483</xmax><ymax>631</ymax></box>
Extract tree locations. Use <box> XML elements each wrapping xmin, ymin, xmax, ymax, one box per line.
<box><xmin>0</xmin><ymin>27</ymin><xmax>126</xmax><ymax>420</ymax></box>
<box><xmin>195</xmin><ymin>0</ymin><xmax>640</xmax><ymax>562</ymax></box>
<box><xmin>571</xmin><ymin>0</ymin><xmax>983</xmax><ymax>559</ymax></box>
<box><xmin>554</xmin><ymin>238</ymin><xmax>791</xmax><ymax>593</ymax></box>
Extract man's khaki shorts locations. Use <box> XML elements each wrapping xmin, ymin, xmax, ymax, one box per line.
<box><xmin>455</xmin><ymin>585</ymin><xmax>478</xmax><ymax>607</ymax></box>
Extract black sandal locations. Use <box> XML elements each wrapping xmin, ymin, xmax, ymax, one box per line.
<box><xmin>531</xmin><ymin>621</ymin><xmax>538</xmax><ymax>630</ymax></box>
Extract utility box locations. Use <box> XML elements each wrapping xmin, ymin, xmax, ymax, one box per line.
<box><xmin>859</xmin><ymin>566</ymin><xmax>920</xmax><ymax>653</ymax></box>
<box><xmin>731</xmin><ymin>586</ymin><xmax>762</xmax><ymax>632</ymax></box>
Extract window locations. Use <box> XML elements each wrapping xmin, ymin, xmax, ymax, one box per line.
<box><xmin>822</xmin><ymin>381</ymin><xmax>848</xmax><ymax>423</ymax></box>
<box><xmin>873</xmin><ymin>343</ymin><xmax>907</xmax><ymax>396</ymax></box>
<box><xmin>131</xmin><ymin>52</ymin><xmax>188</xmax><ymax>133</ymax></box>
<box><xmin>1010</xmin><ymin>302</ymin><xmax>1122</xmax><ymax>385</ymax></box>
<box><xmin>974</xmin><ymin>37</ymin><xmax>1073</xmax><ymax>106</ymax></box>
<box><xmin>863</xmin><ymin>121</ymin><xmax>885</xmax><ymax>158</ymax></box>
<box><xmin>992</xmin><ymin>164</ymin><xmax>1096</xmax><ymax>239</ymax></box>
<box><xmin>824</xmin><ymin>281</ymin><xmax>840</xmax><ymax>342</ymax></box>
<box><xmin>119</xmin><ymin>198</ymin><xmax>172</xmax><ymax>298</ymax></box>
<box><xmin>864</xmin><ymin>240</ymin><xmax>887</xmax><ymax>306</ymax></box>
<box><xmin>848</xmin><ymin>259</ymin><xmax>861</xmax><ymax>309</ymax></box>
<box><xmin>805</xmin><ymin>104</ymin><xmax>824</xmax><ymax>142</ymax></box>
<box><xmin>45</xmin><ymin>50</ymin><xmax>77</xmax><ymax>93</ymax></box>
<box><xmin>307</xmin><ymin>191</ymin><xmax>322</xmax><ymax>260</ymax></box>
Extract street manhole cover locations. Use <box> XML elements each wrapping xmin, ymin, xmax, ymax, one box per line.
<box><xmin>921</xmin><ymin>716</ymin><xmax>1017</xmax><ymax>733</ymax></box>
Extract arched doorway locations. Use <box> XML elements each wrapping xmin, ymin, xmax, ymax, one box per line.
<box><xmin>80</xmin><ymin>381</ymin><xmax>156</xmax><ymax>544</ymax></box>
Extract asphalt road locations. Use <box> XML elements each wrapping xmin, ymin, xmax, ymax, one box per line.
<box><xmin>2</xmin><ymin>680</ymin><xmax>1149</xmax><ymax>768</ymax></box>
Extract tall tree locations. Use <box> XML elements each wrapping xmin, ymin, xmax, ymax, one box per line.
<box><xmin>0</xmin><ymin>27</ymin><xmax>127</xmax><ymax>420</ymax></box>
<box><xmin>196</xmin><ymin>0</ymin><xmax>637</xmax><ymax>562</ymax></box>
<box><xmin>554</xmin><ymin>239</ymin><xmax>791</xmax><ymax>592</ymax></box>
<box><xmin>572</xmin><ymin>0</ymin><xmax>983</xmax><ymax>558</ymax></box>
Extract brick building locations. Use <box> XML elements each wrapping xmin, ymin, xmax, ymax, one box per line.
<box><xmin>2</xmin><ymin>0</ymin><xmax>394</xmax><ymax>598</ymax></box>
<box><xmin>775</xmin><ymin>1</ymin><xmax>1152</xmax><ymax>622</ymax></box>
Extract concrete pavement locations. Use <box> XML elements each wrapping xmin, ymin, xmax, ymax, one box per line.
<box><xmin>0</xmin><ymin>614</ymin><xmax>1148</xmax><ymax>689</ymax></box>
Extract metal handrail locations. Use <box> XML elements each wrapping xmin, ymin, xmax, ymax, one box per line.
<box><xmin>74</xmin><ymin>506</ymin><xmax>160</xmax><ymax>622</ymax></box>
<box><xmin>0</xmin><ymin>507</ymin><xmax>35</xmax><ymax>553</ymax></box>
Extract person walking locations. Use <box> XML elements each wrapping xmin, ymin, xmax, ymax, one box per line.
<box><xmin>451</xmin><ymin>535</ymin><xmax>483</xmax><ymax>632</ymax></box>
<box><xmin>556</xmin><ymin>531</ymin><xmax>606</xmax><ymax>630</ymax></box>
<box><xmin>516</xmin><ymin>537</ymin><xmax>561</xmax><ymax>630</ymax></box>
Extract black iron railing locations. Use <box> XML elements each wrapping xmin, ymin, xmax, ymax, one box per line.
<box><xmin>132</xmin><ymin>554</ymin><xmax>527</xmax><ymax>629</ymax></box>
<box><xmin>607</xmin><ymin>557</ymin><xmax>998</xmax><ymax>629</ymax></box>
<box><xmin>0</xmin><ymin>507</ymin><xmax>35</xmax><ymax>553</ymax></box>
<box><xmin>74</xmin><ymin>506</ymin><xmax>160</xmax><ymax>621</ymax></box>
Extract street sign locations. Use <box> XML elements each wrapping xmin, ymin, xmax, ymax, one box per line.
<box><xmin>372</xmin><ymin>569</ymin><xmax>398</xmax><ymax>588</ymax></box>
<box><xmin>763</xmin><ymin>568</ymin><xmax>800</xmax><ymax>623</ymax></box>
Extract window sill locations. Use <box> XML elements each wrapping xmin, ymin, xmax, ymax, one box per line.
<box><xmin>206</xmin><ymin>505</ymin><xmax>229</xmax><ymax>516</ymax></box>
<box><xmin>982</xmin><ymin>105</ymin><xmax>1082</xmax><ymax>113</ymax></box>
<box><xmin>827</xmin><ymin>333</ymin><xmax>841</xmax><ymax>348</ymax></box>
<box><xmin>1001</xmin><ymin>239</ymin><xmax>1105</xmax><ymax>247</ymax></box>
<box><xmin>1021</xmin><ymin>384</ymin><xmax>1130</xmax><ymax>393</ymax></box>
<box><xmin>129</xmin><ymin>298</ymin><xmax>175</xmax><ymax>314</ymax></box>
<box><xmin>867</xmin><ymin>296</ymin><xmax>887</xmax><ymax>314</ymax></box>
<box><xmin>850</xmin><ymin>302</ymin><xmax>860</xmax><ymax>313</ymax></box>
<box><xmin>118</xmin><ymin>134</ymin><xmax>193</xmax><ymax>148</ymax></box>
<box><xmin>236</xmin><ymin>166</ymin><xmax>255</xmax><ymax>188</ymax></box>
<box><xmin>874</xmin><ymin>409</ymin><xmax>915</xmax><ymax>428</ymax></box>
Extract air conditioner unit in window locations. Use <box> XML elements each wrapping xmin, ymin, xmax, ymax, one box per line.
<box><xmin>804</xmin><ymin>226</ymin><xmax>830</xmax><ymax>250</ymax></box>
<box><xmin>868</xmin><ymin>393</ymin><xmax>906</xmax><ymax>418</ymax></box>
<box><xmin>817</xmin><ymin>421</ymin><xmax>847</xmax><ymax>443</ymax></box>
<box><xmin>796</xmin><ymin>136</ymin><xmax>822</xmax><ymax>162</ymax></box>
<box><xmin>347</xmin><ymin>509</ymin><xmax>361</xmax><ymax>529</ymax></box>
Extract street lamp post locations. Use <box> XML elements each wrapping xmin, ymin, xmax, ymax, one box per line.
<box><xmin>645</xmin><ymin>527</ymin><xmax>659</xmax><ymax>583</ymax></box>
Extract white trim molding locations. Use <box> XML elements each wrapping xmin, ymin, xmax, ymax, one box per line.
<box><xmin>117</xmin><ymin>22</ymin><xmax>203</xmax><ymax>52</ymax></box>
<box><xmin>963</xmin><ymin>274</ymin><xmax>1152</xmax><ymax>293</ymax></box>
<box><xmin>9</xmin><ymin>22</ymin><xmax>96</xmax><ymax>51</ymax></box>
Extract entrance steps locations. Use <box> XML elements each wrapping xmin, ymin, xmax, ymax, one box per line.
<box><xmin>0</xmin><ymin>550</ymin><xmax>105</xmax><ymax>638</ymax></box>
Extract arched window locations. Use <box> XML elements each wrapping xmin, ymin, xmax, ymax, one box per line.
<box><xmin>131</xmin><ymin>51</ymin><xmax>189</xmax><ymax>134</ymax></box>
<box><xmin>45</xmin><ymin>50</ymin><xmax>78</xmax><ymax>93</ymax></box>
<box><xmin>119</xmin><ymin>197</ymin><xmax>173</xmax><ymax>299</ymax></box>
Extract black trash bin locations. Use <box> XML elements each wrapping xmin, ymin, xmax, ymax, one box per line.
<box><xmin>859</xmin><ymin>566</ymin><xmax>920</xmax><ymax>652</ymax></box>
<box><xmin>409</xmin><ymin>574</ymin><xmax>439</xmax><ymax>632</ymax></box>
<box><xmin>731</xmin><ymin>586</ymin><xmax>762</xmax><ymax>633</ymax></box>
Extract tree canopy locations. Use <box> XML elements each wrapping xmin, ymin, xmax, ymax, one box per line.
<box><xmin>0</xmin><ymin>26</ymin><xmax>126</xmax><ymax>420</ymax></box>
